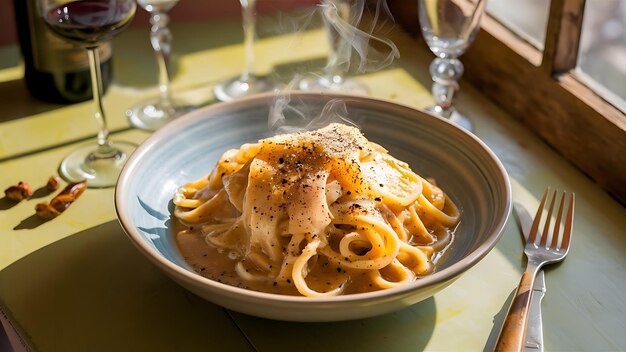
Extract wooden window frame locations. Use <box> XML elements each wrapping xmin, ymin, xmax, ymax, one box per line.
<box><xmin>388</xmin><ymin>0</ymin><xmax>626</xmax><ymax>204</ymax></box>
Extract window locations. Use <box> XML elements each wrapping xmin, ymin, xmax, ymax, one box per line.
<box><xmin>486</xmin><ymin>0</ymin><xmax>551</xmax><ymax>49</ymax></box>
<box><xmin>576</xmin><ymin>0</ymin><xmax>626</xmax><ymax>113</ymax></box>
<box><xmin>389</xmin><ymin>0</ymin><xmax>626</xmax><ymax>204</ymax></box>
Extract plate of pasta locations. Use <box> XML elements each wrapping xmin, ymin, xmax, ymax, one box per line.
<box><xmin>115</xmin><ymin>92</ymin><xmax>511</xmax><ymax>321</ymax></box>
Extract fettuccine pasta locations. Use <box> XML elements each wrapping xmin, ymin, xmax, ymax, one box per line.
<box><xmin>173</xmin><ymin>123</ymin><xmax>460</xmax><ymax>297</ymax></box>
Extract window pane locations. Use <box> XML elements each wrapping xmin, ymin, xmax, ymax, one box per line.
<box><xmin>486</xmin><ymin>0</ymin><xmax>551</xmax><ymax>49</ymax></box>
<box><xmin>577</xmin><ymin>0</ymin><xmax>626</xmax><ymax>113</ymax></box>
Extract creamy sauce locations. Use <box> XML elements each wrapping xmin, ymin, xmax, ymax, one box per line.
<box><xmin>174</xmin><ymin>219</ymin><xmax>408</xmax><ymax>295</ymax></box>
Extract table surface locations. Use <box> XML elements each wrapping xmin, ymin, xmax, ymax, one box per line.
<box><xmin>1</xmin><ymin>12</ymin><xmax>625</xmax><ymax>352</ymax></box>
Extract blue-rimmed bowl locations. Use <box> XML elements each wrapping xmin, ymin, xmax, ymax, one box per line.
<box><xmin>115</xmin><ymin>92</ymin><xmax>511</xmax><ymax>322</ymax></box>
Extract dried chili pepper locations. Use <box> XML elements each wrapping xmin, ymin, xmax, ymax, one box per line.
<box><xmin>35</xmin><ymin>180</ymin><xmax>87</xmax><ymax>220</ymax></box>
<box><xmin>4</xmin><ymin>182</ymin><xmax>32</xmax><ymax>201</ymax></box>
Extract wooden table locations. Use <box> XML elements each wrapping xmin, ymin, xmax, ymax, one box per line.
<box><xmin>1</xmin><ymin>13</ymin><xmax>625</xmax><ymax>352</ymax></box>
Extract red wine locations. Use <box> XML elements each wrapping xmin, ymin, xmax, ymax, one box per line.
<box><xmin>44</xmin><ymin>0</ymin><xmax>136</xmax><ymax>48</ymax></box>
<box><xmin>14</xmin><ymin>0</ymin><xmax>113</xmax><ymax>103</ymax></box>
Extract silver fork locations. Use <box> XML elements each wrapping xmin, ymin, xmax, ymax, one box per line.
<box><xmin>495</xmin><ymin>189</ymin><xmax>575</xmax><ymax>352</ymax></box>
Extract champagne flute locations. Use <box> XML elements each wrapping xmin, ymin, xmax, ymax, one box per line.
<box><xmin>213</xmin><ymin>0</ymin><xmax>278</xmax><ymax>102</ymax></box>
<box><xmin>298</xmin><ymin>0</ymin><xmax>368</xmax><ymax>94</ymax></box>
<box><xmin>127</xmin><ymin>0</ymin><xmax>193</xmax><ymax>131</ymax></box>
<box><xmin>38</xmin><ymin>0</ymin><xmax>137</xmax><ymax>188</ymax></box>
<box><xmin>418</xmin><ymin>0</ymin><xmax>486</xmax><ymax>131</ymax></box>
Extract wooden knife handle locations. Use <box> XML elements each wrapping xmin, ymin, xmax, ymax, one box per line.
<box><xmin>494</xmin><ymin>271</ymin><xmax>535</xmax><ymax>352</ymax></box>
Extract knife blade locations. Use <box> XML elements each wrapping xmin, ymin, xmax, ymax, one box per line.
<box><xmin>513</xmin><ymin>202</ymin><xmax>546</xmax><ymax>352</ymax></box>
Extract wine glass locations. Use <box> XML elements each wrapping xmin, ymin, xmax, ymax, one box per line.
<box><xmin>298</xmin><ymin>0</ymin><xmax>368</xmax><ymax>94</ymax></box>
<box><xmin>418</xmin><ymin>0</ymin><xmax>486</xmax><ymax>131</ymax></box>
<box><xmin>38</xmin><ymin>0</ymin><xmax>137</xmax><ymax>188</ymax></box>
<box><xmin>126</xmin><ymin>0</ymin><xmax>193</xmax><ymax>131</ymax></box>
<box><xmin>213</xmin><ymin>0</ymin><xmax>278</xmax><ymax>102</ymax></box>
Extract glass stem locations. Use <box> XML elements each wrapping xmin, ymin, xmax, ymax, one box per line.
<box><xmin>240</xmin><ymin>0</ymin><xmax>257</xmax><ymax>83</ymax></box>
<box><xmin>429</xmin><ymin>57</ymin><xmax>464</xmax><ymax>118</ymax></box>
<box><xmin>87</xmin><ymin>47</ymin><xmax>111</xmax><ymax>150</ymax></box>
<box><xmin>150</xmin><ymin>12</ymin><xmax>174</xmax><ymax>109</ymax></box>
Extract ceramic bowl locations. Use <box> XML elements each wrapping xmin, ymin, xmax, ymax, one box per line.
<box><xmin>115</xmin><ymin>92</ymin><xmax>511</xmax><ymax>322</ymax></box>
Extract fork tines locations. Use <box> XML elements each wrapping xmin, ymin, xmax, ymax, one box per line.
<box><xmin>528</xmin><ymin>188</ymin><xmax>575</xmax><ymax>251</ymax></box>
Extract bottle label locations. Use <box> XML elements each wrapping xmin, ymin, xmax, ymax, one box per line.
<box><xmin>26</xmin><ymin>0</ymin><xmax>112</xmax><ymax>73</ymax></box>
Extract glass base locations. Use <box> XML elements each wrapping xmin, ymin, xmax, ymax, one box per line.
<box><xmin>58</xmin><ymin>141</ymin><xmax>136</xmax><ymax>188</ymax></box>
<box><xmin>127</xmin><ymin>98</ymin><xmax>194</xmax><ymax>131</ymax></box>
<box><xmin>213</xmin><ymin>75</ymin><xmax>278</xmax><ymax>102</ymax></box>
<box><xmin>298</xmin><ymin>74</ymin><xmax>368</xmax><ymax>95</ymax></box>
<box><xmin>427</xmin><ymin>106</ymin><xmax>473</xmax><ymax>132</ymax></box>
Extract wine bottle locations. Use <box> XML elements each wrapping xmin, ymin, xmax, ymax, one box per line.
<box><xmin>13</xmin><ymin>0</ymin><xmax>113</xmax><ymax>104</ymax></box>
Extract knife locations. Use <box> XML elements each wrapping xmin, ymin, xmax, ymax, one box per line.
<box><xmin>513</xmin><ymin>202</ymin><xmax>546</xmax><ymax>352</ymax></box>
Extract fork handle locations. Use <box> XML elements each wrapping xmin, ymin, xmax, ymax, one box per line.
<box><xmin>494</xmin><ymin>271</ymin><xmax>535</xmax><ymax>352</ymax></box>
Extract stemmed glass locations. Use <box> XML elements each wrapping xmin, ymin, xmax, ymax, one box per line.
<box><xmin>418</xmin><ymin>0</ymin><xmax>486</xmax><ymax>131</ymax></box>
<box><xmin>127</xmin><ymin>0</ymin><xmax>192</xmax><ymax>131</ymax></box>
<box><xmin>213</xmin><ymin>0</ymin><xmax>278</xmax><ymax>101</ymax></box>
<box><xmin>298</xmin><ymin>0</ymin><xmax>368</xmax><ymax>94</ymax></box>
<box><xmin>38</xmin><ymin>0</ymin><xmax>137</xmax><ymax>188</ymax></box>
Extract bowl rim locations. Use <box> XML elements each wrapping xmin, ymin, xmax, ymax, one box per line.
<box><xmin>115</xmin><ymin>91</ymin><xmax>511</xmax><ymax>304</ymax></box>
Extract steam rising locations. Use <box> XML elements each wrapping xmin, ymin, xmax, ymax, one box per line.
<box><xmin>269</xmin><ymin>0</ymin><xmax>399</xmax><ymax>134</ymax></box>
<box><xmin>320</xmin><ymin>0</ymin><xmax>399</xmax><ymax>74</ymax></box>
<box><xmin>269</xmin><ymin>93</ymin><xmax>359</xmax><ymax>134</ymax></box>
